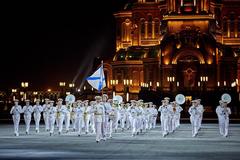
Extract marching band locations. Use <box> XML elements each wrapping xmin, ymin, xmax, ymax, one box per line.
<box><xmin>9</xmin><ymin>93</ymin><xmax>232</xmax><ymax>141</ymax></box>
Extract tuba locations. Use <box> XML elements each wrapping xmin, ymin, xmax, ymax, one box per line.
<box><xmin>221</xmin><ymin>93</ymin><xmax>231</xmax><ymax>104</ymax></box>
<box><xmin>175</xmin><ymin>94</ymin><xmax>185</xmax><ymax>105</ymax></box>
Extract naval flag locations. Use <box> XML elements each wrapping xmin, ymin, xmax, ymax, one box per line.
<box><xmin>86</xmin><ymin>62</ymin><xmax>106</xmax><ymax>91</ymax></box>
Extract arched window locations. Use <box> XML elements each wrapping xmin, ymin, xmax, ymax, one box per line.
<box><xmin>122</xmin><ymin>19</ymin><xmax>131</xmax><ymax>42</ymax></box>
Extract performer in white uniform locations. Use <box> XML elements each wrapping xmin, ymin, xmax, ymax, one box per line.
<box><xmin>93</xmin><ymin>96</ymin><xmax>105</xmax><ymax>143</ymax></box>
<box><xmin>22</xmin><ymin>99</ymin><xmax>33</xmax><ymax>135</ymax></box>
<box><xmin>73</xmin><ymin>100</ymin><xmax>85</xmax><ymax>136</ymax></box>
<box><xmin>10</xmin><ymin>99</ymin><xmax>22</xmax><ymax>136</ymax></box>
<box><xmin>48</xmin><ymin>100</ymin><xmax>57</xmax><ymax>136</ymax></box>
<box><xmin>33</xmin><ymin>99</ymin><xmax>43</xmax><ymax>133</ymax></box>
<box><xmin>119</xmin><ymin>102</ymin><xmax>126</xmax><ymax>131</ymax></box>
<box><xmin>158</xmin><ymin>99</ymin><xmax>170</xmax><ymax>137</ymax></box>
<box><xmin>71</xmin><ymin>101</ymin><xmax>78</xmax><ymax>131</ymax></box>
<box><xmin>196</xmin><ymin>99</ymin><xmax>204</xmax><ymax>131</ymax></box>
<box><xmin>216</xmin><ymin>100</ymin><xmax>231</xmax><ymax>137</ymax></box>
<box><xmin>56</xmin><ymin>98</ymin><xmax>66</xmax><ymax>135</ymax></box>
<box><xmin>42</xmin><ymin>98</ymin><xmax>50</xmax><ymax>131</ymax></box>
<box><xmin>83</xmin><ymin>100</ymin><xmax>92</xmax><ymax>134</ymax></box>
<box><xmin>102</xmin><ymin>94</ymin><xmax>111</xmax><ymax>139</ymax></box>
<box><xmin>188</xmin><ymin>100</ymin><xmax>202</xmax><ymax>137</ymax></box>
<box><xmin>129</xmin><ymin>100</ymin><xmax>138</xmax><ymax>136</ymax></box>
<box><xmin>175</xmin><ymin>102</ymin><xmax>183</xmax><ymax>128</ymax></box>
<box><xmin>65</xmin><ymin>100</ymin><xmax>72</xmax><ymax>133</ymax></box>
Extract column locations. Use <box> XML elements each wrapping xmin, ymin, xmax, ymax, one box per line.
<box><xmin>145</xmin><ymin>21</ymin><xmax>148</xmax><ymax>39</ymax></box>
<box><xmin>173</xmin><ymin>0</ymin><xmax>176</xmax><ymax>12</ymax></box>
<box><xmin>196</xmin><ymin>0</ymin><xmax>199</xmax><ymax>13</ymax></box>
<box><xmin>234</xmin><ymin>18</ymin><xmax>238</xmax><ymax>38</ymax></box>
<box><xmin>227</xmin><ymin>19</ymin><xmax>231</xmax><ymax>38</ymax></box>
<box><xmin>152</xmin><ymin>21</ymin><xmax>155</xmax><ymax>39</ymax></box>
<box><xmin>201</xmin><ymin>0</ymin><xmax>204</xmax><ymax>11</ymax></box>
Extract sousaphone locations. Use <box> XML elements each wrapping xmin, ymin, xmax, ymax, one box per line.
<box><xmin>221</xmin><ymin>93</ymin><xmax>231</xmax><ymax>104</ymax></box>
<box><xmin>113</xmin><ymin>95</ymin><xmax>123</xmax><ymax>104</ymax></box>
<box><xmin>175</xmin><ymin>94</ymin><xmax>185</xmax><ymax>105</ymax></box>
<box><xmin>65</xmin><ymin>94</ymin><xmax>76</xmax><ymax>104</ymax></box>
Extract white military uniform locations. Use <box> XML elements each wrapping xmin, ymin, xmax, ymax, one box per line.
<box><xmin>22</xmin><ymin>103</ymin><xmax>33</xmax><ymax>134</ymax></box>
<box><xmin>158</xmin><ymin>104</ymin><xmax>169</xmax><ymax>137</ymax></box>
<box><xmin>93</xmin><ymin>101</ymin><xmax>105</xmax><ymax>142</ymax></box>
<box><xmin>33</xmin><ymin>102</ymin><xmax>43</xmax><ymax>133</ymax></box>
<box><xmin>175</xmin><ymin>104</ymin><xmax>183</xmax><ymax>128</ymax></box>
<box><xmin>136</xmin><ymin>105</ymin><xmax>144</xmax><ymax>134</ymax></box>
<box><xmin>119</xmin><ymin>105</ymin><xmax>126</xmax><ymax>131</ymax></box>
<box><xmin>83</xmin><ymin>104</ymin><xmax>92</xmax><ymax>134</ymax></box>
<box><xmin>103</xmin><ymin>101</ymin><xmax>112</xmax><ymax>138</ymax></box>
<box><xmin>48</xmin><ymin>102</ymin><xmax>57</xmax><ymax>135</ymax></box>
<box><xmin>73</xmin><ymin>103</ymin><xmax>85</xmax><ymax>136</ymax></box>
<box><xmin>42</xmin><ymin>102</ymin><xmax>50</xmax><ymax>131</ymax></box>
<box><xmin>109</xmin><ymin>105</ymin><xmax>117</xmax><ymax>138</ymax></box>
<box><xmin>10</xmin><ymin>103</ymin><xmax>22</xmax><ymax>136</ymax></box>
<box><xmin>57</xmin><ymin>104</ymin><xmax>67</xmax><ymax>134</ymax></box>
<box><xmin>65</xmin><ymin>103</ymin><xmax>72</xmax><ymax>132</ymax></box>
<box><xmin>216</xmin><ymin>102</ymin><xmax>231</xmax><ymax>137</ymax></box>
<box><xmin>197</xmin><ymin>102</ymin><xmax>204</xmax><ymax>131</ymax></box>
<box><xmin>129</xmin><ymin>106</ymin><xmax>138</xmax><ymax>136</ymax></box>
<box><xmin>188</xmin><ymin>102</ymin><xmax>202</xmax><ymax>137</ymax></box>
<box><xmin>152</xmin><ymin>106</ymin><xmax>158</xmax><ymax>129</ymax></box>
<box><xmin>125</xmin><ymin>104</ymin><xmax>131</xmax><ymax>130</ymax></box>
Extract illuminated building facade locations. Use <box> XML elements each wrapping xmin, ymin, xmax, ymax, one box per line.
<box><xmin>103</xmin><ymin>0</ymin><xmax>240</xmax><ymax>106</ymax></box>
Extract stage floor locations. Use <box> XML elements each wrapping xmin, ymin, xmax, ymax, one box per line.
<box><xmin>0</xmin><ymin>124</ymin><xmax>240</xmax><ymax>160</ymax></box>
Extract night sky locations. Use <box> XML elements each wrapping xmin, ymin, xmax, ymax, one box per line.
<box><xmin>1</xmin><ymin>0</ymin><xmax>132</xmax><ymax>91</ymax></box>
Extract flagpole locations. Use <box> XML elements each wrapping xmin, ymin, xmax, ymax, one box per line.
<box><xmin>101</xmin><ymin>60</ymin><xmax>104</xmax><ymax>99</ymax></box>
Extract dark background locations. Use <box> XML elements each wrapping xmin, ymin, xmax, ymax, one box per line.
<box><xmin>1</xmin><ymin>0</ymin><xmax>133</xmax><ymax>90</ymax></box>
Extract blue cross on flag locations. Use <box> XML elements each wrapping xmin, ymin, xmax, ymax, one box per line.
<box><xmin>86</xmin><ymin>63</ymin><xmax>106</xmax><ymax>91</ymax></box>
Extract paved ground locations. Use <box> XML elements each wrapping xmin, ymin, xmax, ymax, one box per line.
<box><xmin>0</xmin><ymin>123</ymin><xmax>240</xmax><ymax>160</ymax></box>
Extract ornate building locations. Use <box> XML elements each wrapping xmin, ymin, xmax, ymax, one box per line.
<box><xmin>103</xmin><ymin>0</ymin><xmax>240</xmax><ymax>106</ymax></box>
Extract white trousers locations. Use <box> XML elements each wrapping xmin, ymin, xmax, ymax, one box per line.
<box><xmin>24</xmin><ymin>114</ymin><xmax>31</xmax><ymax>133</ymax></box>
<box><xmin>49</xmin><ymin>115</ymin><xmax>56</xmax><ymax>134</ymax></box>
<box><xmin>34</xmin><ymin>113</ymin><xmax>41</xmax><ymax>131</ymax></box>
<box><xmin>65</xmin><ymin>113</ymin><xmax>71</xmax><ymax>131</ymax></box>
<box><xmin>58</xmin><ymin>115</ymin><xmax>65</xmax><ymax>133</ymax></box>
<box><xmin>43</xmin><ymin>112</ymin><xmax>49</xmax><ymax>130</ymax></box>
<box><xmin>218</xmin><ymin>117</ymin><xmax>229</xmax><ymax>136</ymax></box>
<box><xmin>76</xmin><ymin>116</ymin><xmax>84</xmax><ymax>135</ymax></box>
<box><xmin>95</xmin><ymin>121</ymin><xmax>103</xmax><ymax>141</ymax></box>
<box><xmin>119</xmin><ymin>115</ymin><xmax>126</xmax><ymax>129</ymax></box>
<box><xmin>84</xmin><ymin>115</ymin><xmax>91</xmax><ymax>133</ymax></box>
<box><xmin>131</xmin><ymin>117</ymin><xmax>137</xmax><ymax>135</ymax></box>
<box><xmin>12</xmin><ymin>115</ymin><xmax>20</xmax><ymax>135</ymax></box>
<box><xmin>161</xmin><ymin>115</ymin><xmax>168</xmax><ymax>135</ymax></box>
<box><xmin>153</xmin><ymin>116</ymin><xmax>157</xmax><ymax>129</ymax></box>
<box><xmin>190</xmin><ymin>116</ymin><xmax>200</xmax><ymax>136</ymax></box>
